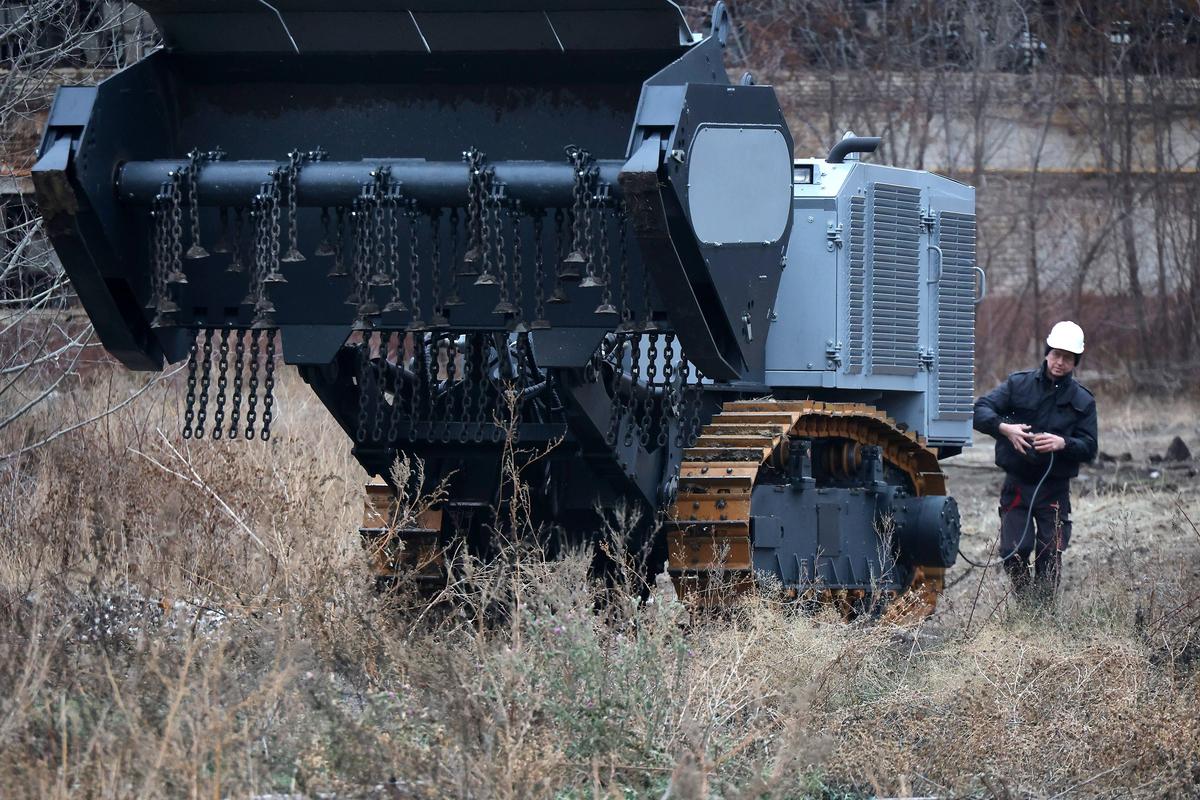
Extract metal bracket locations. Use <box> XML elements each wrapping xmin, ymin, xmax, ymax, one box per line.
<box><xmin>825</xmin><ymin>339</ymin><xmax>842</xmax><ymax>368</ymax></box>
<box><xmin>788</xmin><ymin>438</ymin><xmax>815</xmax><ymax>491</ymax></box>
<box><xmin>919</xmin><ymin>347</ymin><xmax>935</xmax><ymax>370</ymax></box>
<box><xmin>825</xmin><ymin>221</ymin><xmax>843</xmax><ymax>251</ymax></box>
<box><xmin>920</xmin><ymin>207</ymin><xmax>936</xmax><ymax>231</ymax></box>
<box><xmin>863</xmin><ymin>445</ymin><xmax>887</xmax><ymax>493</ymax></box>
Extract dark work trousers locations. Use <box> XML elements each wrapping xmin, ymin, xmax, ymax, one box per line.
<box><xmin>998</xmin><ymin>476</ymin><xmax>1072</xmax><ymax>593</ymax></box>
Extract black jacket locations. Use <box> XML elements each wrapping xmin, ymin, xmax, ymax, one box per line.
<box><xmin>973</xmin><ymin>365</ymin><xmax>1098</xmax><ymax>482</ymax></box>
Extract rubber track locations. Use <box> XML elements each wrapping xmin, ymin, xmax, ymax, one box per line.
<box><xmin>667</xmin><ymin>400</ymin><xmax>948</xmax><ymax>611</ymax></box>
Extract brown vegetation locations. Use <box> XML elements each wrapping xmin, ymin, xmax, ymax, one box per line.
<box><xmin>2</xmin><ymin>365</ymin><xmax>1199</xmax><ymax>798</ymax></box>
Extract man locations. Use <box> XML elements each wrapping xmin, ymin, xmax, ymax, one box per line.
<box><xmin>973</xmin><ymin>321</ymin><xmax>1098</xmax><ymax>598</ymax></box>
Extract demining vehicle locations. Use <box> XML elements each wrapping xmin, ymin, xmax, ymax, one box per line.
<box><xmin>33</xmin><ymin>1</ymin><xmax>980</xmax><ymax>611</ymax></box>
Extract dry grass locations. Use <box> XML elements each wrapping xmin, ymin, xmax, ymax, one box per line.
<box><xmin>1</xmin><ymin>363</ymin><xmax>1199</xmax><ymax>799</ymax></box>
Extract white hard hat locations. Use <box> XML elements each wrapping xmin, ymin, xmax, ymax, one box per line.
<box><xmin>1046</xmin><ymin>321</ymin><xmax>1085</xmax><ymax>354</ymax></box>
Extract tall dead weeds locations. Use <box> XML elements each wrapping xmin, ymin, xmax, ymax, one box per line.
<box><xmin>0</xmin><ymin>365</ymin><xmax>1198</xmax><ymax>798</ymax></box>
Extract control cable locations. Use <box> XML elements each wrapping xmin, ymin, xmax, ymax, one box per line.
<box><xmin>956</xmin><ymin>449</ymin><xmax>1056</xmax><ymax>569</ymax></box>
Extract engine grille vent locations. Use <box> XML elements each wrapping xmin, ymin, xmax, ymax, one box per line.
<box><xmin>936</xmin><ymin>211</ymin><xmax>977</xmax><ymax>418</ymax></box>
<box><xmin>846</xmin><ymin>195</ymin><xmax>867</xmax><ymax>373</ymax></box>
<box><xmin>869</xmin><ymin>183</ymin><xmax>921</xmax><ymax>375</ymax></box>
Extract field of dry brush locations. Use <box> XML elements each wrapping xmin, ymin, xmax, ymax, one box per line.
<box><xmin>1</xmin><ymin>365</ymin><xmax>1198</xmax><ymax>799</ymax></box>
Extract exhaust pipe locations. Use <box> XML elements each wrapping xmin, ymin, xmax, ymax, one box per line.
<box><xmin>826</xmin><ymin>135</ymin><xmax>881</xmax><ymax>164</ymax></box>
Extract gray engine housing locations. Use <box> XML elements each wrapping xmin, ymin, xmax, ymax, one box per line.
<box><xmin>764</xmin><ymin>157</ymin><xmax>978</xmax><ymax>449</ymax></box>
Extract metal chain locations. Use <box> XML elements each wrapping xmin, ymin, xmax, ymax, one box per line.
<box><xmin>605</xmin><ymin>333</ymin><xmax>624</xmax><ymax>447</ymax></box>
<box><xmin>492</xmin><ymin>199</ymin><xmax>516</xmax><ymax>317</ymax></box>
<box><xmin>245</xmin><ymin>201</ymin><xmax>262</xmax><ymax>308</ymax></box>
<box><xmin>406</xmin><ymin>334</ymin><xmax>420</xmax><ymax>441</ymax></box>
<box><xmin>688</xmin><ymin>362</ymin><xmax>703</xmax><ymax>447</ymax></box>
<box><xmin>150</xmin><ymin>183</ymin><xmax>179</xmax><ymax>326</ymax></box>
<box><xmin>675</xmin><ymin>355</ymin><xmax>690</xmax><ymax>448</ymax></box>
<box><xmin>150</xmin><ymin>188</ymin><xmax>166</xmax><ymax>305</ymax></box>
<box><xmin>229</xmin><ymin>329</ymin><xmax>245</xmax><ymax>440</ymax></box>
<box><xmin>265</xmin><ymin>170</ymin><xmax>285</xmax><ymax>283</ymax></box>
<box><xmin>261</xmin><ymin>331</ymin><xmax>276</xmax><ymax>440</ymax></box>
<box><xmin>642</xmin><ymin>332</ymin><xmax>658</xmax><ymax>447</ymax></box>
<box><xmin>562</xmin><ymin>149</ymin><xmax>587</xmax><ymax>279</ymax></box>
<box><xmin>579</xmin><ymin>167</ymin><xmax>600</xmax><ymax>287</ymax></box>
<box><xmin>386</xmin><ymin>332</ymin><xmax>403</xmax><ymax>443</ymax></box>
<box><xmin>461</xmin><ymin>148</ymin><xmax>484</xmax><ymax>274</ymax></box>
<box><xmin>424</xmin><ymin>334</ymin><xmax>438</xmax><ymax>443</ymax></box>
<box><xmin>490</xmin><ymin>336</ymin><xmax>505</xmax><ymax>443</ymax></box>
<box><xmin>248</xmin><ymin>194</ymin><xmax>265</xmax><ymax>306</ymax></box>
<box><xmin>347</xmin><ymin>196</ymin><xmax>367</xmax><ymax>308</ymax></box>
<box><xmin>625</xmin><ymin>332</ymin><xmax>641</xmax><ymax>448</ymax></box>
<box><xmin>492</xmin><ymin>186</ymin><xmax>508</xmax><ymax>300</ymax></box>
<box><xmin>356</xmin><ymin>332</ymin><xmax>370</xmax><ymax>442</ymax></box>
<box><xmin>474</xmin><ymin>334</ymin><xmax>489</xmax><ymax>443</ymax></box>
<box><xmin>513</xmin><ymin>333</ymin><xmax>530</xmax><ymax>436</ymax></box>
<box><xmin>196</xmin><ymin>328</ymin><xmax>214</xmax><ymax>438</ymax></box>
<box><xmin>408</xmin><ymin>202</ymin><xmax>426</xmax><ymax>329</ymax></box>
<box><xmin>213</xmin><ymin>328</ymin><xmax>230</xmax><ymax>440</ymax></box>
<box><xmin>369</xmin><ymin>170</ymin><xmax>390</xmax><ymax>287</ymax></box>
<box><xmin>616</xmin><ymin>203</ymin><xmax>633</xmax><ymax>331</ymax></box>
<box><xmin>281</xmin><ymin>150</ymin><xmax>305</xmax><ymax>263</ymax></box>
<box><xmin>182</xmin><ymin>329</ymin><xmax>199</xmax><ymax>438</ymax></box>
<box><xmin>252</xmin><ymin>172</ymin><xmax>284</xmax><ymax>326</ymax></box>
<box><xmin>371</xmin><ymin>331</ymin><xmax>386</xmax><ymax>443</ymax></box>
<box><xmin>595</xmin><ymin>198</ymin><xmax>617</xmax><ymax>315</ymax></box>
<box><xmin>460</xmin><ymin>333</ymin><xmax>475</xmax><ymax>444</ymax></box>
<box><xmin>382</xmin><ymin>187</ymin><xmax>407</xmax><ymax>313</ymax></box>
<box><xmin>185</xmin><ymin>150</ymin><xmax>208</xmax><ymax>261</ymax></box>
<box><xmin>475</xmin><ymin>169</ymin><xmax>498</xmax><ymax>286</ymax></box>
<box><xmin>531</xmin><ymin>212</ymin><xmax>549</xmax><ymax>327</ymax></box>
<box><xmin>511</xmin><ymin>202</ymin><xmax>525</xmax><ymax>325</ymax></box>
<box><xmin>167</xmin><ymin>169</ymin><xmax>186</xmax><ymax>285</ymax></box>
<box><xmin>354</xmin><ymin>184</ymin><xmax>382</xmax><ymax>319</ymax></box>
<box><xmin>442</xmin><ymin>335</ymin><xmax>457</xmax><ymax>444</ymax></box>
<box><xmin>246</xmin><ymin>329</ymin><xmax>260</xmax><ymax>439</ymax></box>
<box><xmin>658</xmin><ymin>333</ymin><xmax>674</xmax><ymax>448</ymax></box>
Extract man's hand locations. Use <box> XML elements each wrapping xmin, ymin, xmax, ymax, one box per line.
<box><xmin>1032</xmin><ymin>432</ymin><xmax>1066</xmax><ymax>453</ymax></box>
<box><xmin>998</xmin><ymin>422</ymin><xmax>1036</xmax><ymax>454</ymax></box>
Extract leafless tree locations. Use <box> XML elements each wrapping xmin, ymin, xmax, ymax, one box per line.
<box><xmin>714</xmin><ymin>0</ymin><xmax>1200</xmax><ymax>386</ymax></box>
<box><xmin>0</xmin><ymin>1</ymin><xmax>158</xmax><ymax>449</ymax></box>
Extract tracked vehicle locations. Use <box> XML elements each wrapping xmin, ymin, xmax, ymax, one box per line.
<box><xmin>33</xmin><ymin>1</ymin><xmax>979</xmax><ymax>611</ymax></box>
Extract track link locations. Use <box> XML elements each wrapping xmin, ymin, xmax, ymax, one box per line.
<box><xmin>667</xmin><ymin>400</ymin><xmax>948</xmax><ymax>613</ymax></box>
<box><xmin>361</xmin><ymin>477</ymin><xmax>446</xmax><ymax>587</ymax></box>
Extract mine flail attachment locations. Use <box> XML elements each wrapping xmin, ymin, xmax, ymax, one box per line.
<box><xmin>33</xmin><ymin>1</ymin><xmax>975</xmax><ymax>617</ymax></box>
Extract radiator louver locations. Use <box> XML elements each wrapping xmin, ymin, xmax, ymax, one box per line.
<box><xmin>936</xmin><ymin>211</ymin><xmax>977</xmax><ymax>418</ymax></box>
<box><xmin>869</xmin><ymin>183</ymin><xmax>921</xmax><ymax>375</ymax></box>
<box><xmin>846</xmin><ymin>195</ymin><xmax>867</xmax><ymax>373</ymax></box>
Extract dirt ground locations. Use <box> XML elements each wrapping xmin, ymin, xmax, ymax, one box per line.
<box><xmin>937</xmin><ymin>395</ymin><xmax>1200</xmax><ymax>632</ymax></box>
